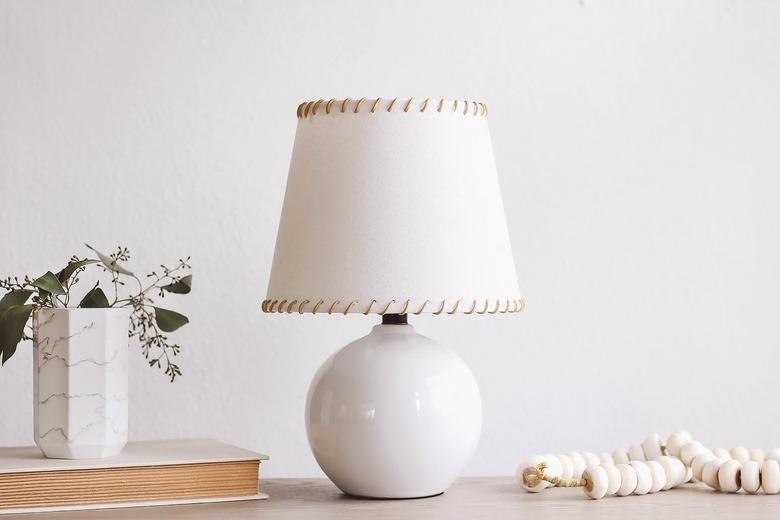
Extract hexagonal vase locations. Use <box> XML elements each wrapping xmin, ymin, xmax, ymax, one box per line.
<box><xmin>33</xmin><ymin>308</ymin><xmax>130</xmax><ymax>459</ymax></box>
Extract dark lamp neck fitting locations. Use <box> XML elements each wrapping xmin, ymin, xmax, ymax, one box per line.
<box><xmin>381</xmin><ymin>314</ymin><xmax>408</xmax><ymax>325</ymax></box>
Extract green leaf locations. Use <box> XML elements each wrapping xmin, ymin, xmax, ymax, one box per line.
<box><xmin>58</xmin><ymin>259</ymin><xmax>100</xmax><ymax>282</ymax></box>
<box><xmin>0</xmin><ymin>304</ymin><xmax>34</xmax><ymax>365</ymax></box>
<box><xmin>153</xmin><ymin>307</ymin><xmax>189</xmax><ymax>332</ymax></box>
<box><xmin>32</xmin><ymin>272</ymin><xmax>66</xmax><ymax>296</ymax></box>
<box><xmin>162</xmin><ymin>275</ymin><xmax>192</xmax><ymax>294</ymax></box>
<box><xmin>85</xmin><ymin>244</ymin><xmax>134</xmax><ymax>276</ymax></box>
<box><xmin>79</xmin><ymin>285</ymin><xmax>110</xmax><ymax>308</ymax></box>
<box><xmin>0</xmin><ymin>290</ymin><xmax>33</xmax><ymax>310</ymax></box>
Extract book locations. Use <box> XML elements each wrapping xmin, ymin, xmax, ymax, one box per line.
<box><xmin>0</xmin><ymin>438</ymin><xmax>268</xmax><ymax>514</ymax></box>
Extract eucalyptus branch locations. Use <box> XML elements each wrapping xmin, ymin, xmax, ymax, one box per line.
<box><xmin>0</xmin><ymin>245</ymin><xmax>192</xmax><ymax>380</ymax></box>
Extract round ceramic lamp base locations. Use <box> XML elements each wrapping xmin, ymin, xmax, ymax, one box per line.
<box><xmin>305</xmin><ymin>318</ymin><xmax>482</xmax><ymax>498</ymax></box>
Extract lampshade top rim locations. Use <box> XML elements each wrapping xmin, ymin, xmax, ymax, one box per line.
<box><xmin>297</xmin><ymin>97</ymin><xmax>489</xmax><ymax>118</ymax></box>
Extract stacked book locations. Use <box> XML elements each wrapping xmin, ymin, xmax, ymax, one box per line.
<box><xmin>0</xmin><ymin>439</ymin><xmax>268</xmax><ymax>514</ymax></box>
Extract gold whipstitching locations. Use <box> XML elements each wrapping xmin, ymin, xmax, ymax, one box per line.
<box><xmin>260</xmin><ymin>298</ymin><xmax>525</xmax><ymax>315</ymax></box>
<box><xmin>355</xmin><ymin>97</ymin><xmax>366</xmax><ymax>113</ymax></box>
<box><xmin>297</xmin><ymin>98</ymin><xmax>489</xmax><ymax>118</ymax></box>
<box><xmin>379</xmin><ymin>299</ymin><xmax>396</xmax><ymax>315</ymax></box>
<box><xmin>414</xmin><ymin>300</ymin><xmax>430</xmax><ymax>314</ymax></box>
<box><xmin>344</xmin><ymin>300</ymin><xmax>358</xmax><ymax>314</ymax></box>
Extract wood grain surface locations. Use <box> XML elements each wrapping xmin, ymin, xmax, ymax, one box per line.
<box><xmin>4</xmin><ymin>477</ymin><xmax>780</xmax><ymax>519</ymax></box>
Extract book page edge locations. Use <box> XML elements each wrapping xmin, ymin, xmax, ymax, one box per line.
<box><xmin>0</xmin><ymin>493</ymin><xmax>268</xmax><ymax>515</ymax></box>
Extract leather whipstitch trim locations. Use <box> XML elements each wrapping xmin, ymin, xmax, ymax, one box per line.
<box><xmin>296</xmin><ymin>97</ymin><xmax>488</xmax><ymax>119</ymax></box>
<box><xmin>260</xmin><ymin>298</ymin><xmax>525</xmax><ymax>315</ymax></box>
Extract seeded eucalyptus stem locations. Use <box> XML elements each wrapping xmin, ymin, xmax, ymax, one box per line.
<box><xmin>0</xmin><ymin>245</ymin><xmax>192</xmax><ymax>380</ymax></box>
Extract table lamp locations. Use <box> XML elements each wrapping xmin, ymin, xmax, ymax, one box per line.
<box><xmin>263</xmin><ymin>96</ymin><xmax>523</xmax><ymax>499</ymax></box>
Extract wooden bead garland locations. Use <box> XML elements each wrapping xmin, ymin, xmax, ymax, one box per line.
<box><xmin>517</xmin><ymin>430</ymin><xmax>780</xmax><ymax>500</ymax></box>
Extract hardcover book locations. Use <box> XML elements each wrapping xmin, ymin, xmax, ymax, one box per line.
<box><xmin>0</xmin><ymin>438</ymin><xmax>268</xmax><ymax>514</ymax></box>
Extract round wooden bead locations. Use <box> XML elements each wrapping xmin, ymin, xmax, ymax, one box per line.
<box><xmin>599</xmin><ymin>452</ymin><xmax>614</xmax><ymax>466</ymax></box>
<box><xmin>604</xmin><ymin>463</ymin><xmax>622</xmax><ymax>496</ymax></box>
<box><xmin>517</xmin><ymin>457</ymin><xmax>546</xmax><ymax>492</ymax></box>
<box><xmin>671</xmin><ymin>456</ymin><xmax>687</xmax><ymax>485</ymax></box>
<box><xmin>628</xmin><ymin>444</ymin><xmax>646</xmax><ymax>461</ymax></box>
<box><xmin>691</xmin><ymin>452</ymin><xmax>716</xmax><ymax>481</ymax></box>
<box><xmin>656</xmin><ymin>456</ymin><xmax>685</xmax><ymax>490</ymax></box>
<box><xmin>701</xmin><ymin>459</ymin><xmax>725</xmax><ymax>490</ymax></box>
<box><xmin>718</xmin><ymin>460</ymin><xmax>742</xmax><ymax>492</ymax></box>
<box><xmin>680</xmin><ymin>441</ymin><xmax>708</xmax><ymax>466</ymax></box>
<box><xmin>762</xmin><ymin>460</ymin><xmax>780</xmax><ymax>494</ymax></box>
<box><xmin>567</xmin><ymin>452</ymin><xmax>586</xmax><ymax>479</ymax></box>
<box><xmin>517</xmin><ymin>455</ymin><xmax>562</xmax><ymax>492</ymax></box>
<box><xmin>545</xmin><ymin>454</ymin><xmax>563</xmax><ymax>479</ymax></box>
<box><xmin>665</xmin><ymin>431</ymin><xmax>693</xmax><ymax>457</ymax></box>
<box><xmin>517</xmin><ymin>456</ymin><xmax>546</xmax><ymax>492</ymax></box>
<box><xmin>583</xmin><ymin>451</ymin><xmax>601</xmax><ymax>468</ymax></box>
<box><xmin>616</xmin><ymin>463</ymin><xmax>638</xmax><ymax>496</ymax></box>
<box><xmin>646</xmin><ymin>460</ymin><xmax>667</xmax><ymax>493</ymax></box>
<box><xmin>642</xmin><ymin>434</ymin><xmax>663</xmax><ymax>461</ymax></box>
<box><xmin>730</xmin><ymin>446</ymin><xmax>750</xmax><ymax>465</ymax></box>
<box><xmin>556</xmin><ymin>453</ymin><xmax>574</xmax><ymax>481</ymax></box>
<box><xmin>767</xmin><ymin>448</ymin><xmax>780</xmax><ymax>462</ymax></box>
<box><xmin>611</xmin><ymin>448</ymin><xmax>630</xmax><ymax>465</ymax></box>
<box><xmin>741</xmin><ymin>461</ymin><xmax>761</xmax><ymax>494</ymax></box>
<box><xmin>630</xmin><ymin>461</ymin><xmax>653</xmax><ymax>495</ymax></box>
<box><xmin>713</xmin><ymin>447</ymin><xmax>731</xmax><ymax>460</ymax></box>
<box><xmin>749</xmin><ymin>448</ymin><xmax>765</xmax><ymax>464</ymax></box>
<box><xmin>583</xmin><ymin>466</ymin><xmax>609</xmax><ymax>500</ymax></box>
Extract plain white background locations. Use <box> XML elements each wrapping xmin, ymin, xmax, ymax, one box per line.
<box><xmin>2</xmin><ymin>0</ymin><xmax>780</xmax><ymax>478</ymax></box>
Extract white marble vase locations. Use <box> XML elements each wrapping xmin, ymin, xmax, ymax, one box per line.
<box><xmin>33</xmin><ymin>308</ymin><xmax>130</xmax><ymax>459</ymax></box>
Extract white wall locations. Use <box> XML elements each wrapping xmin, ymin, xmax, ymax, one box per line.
<box><xmin>2</xmin><ymin>0</ymin><xmax>780</xmax><ymax>477</ymax></box>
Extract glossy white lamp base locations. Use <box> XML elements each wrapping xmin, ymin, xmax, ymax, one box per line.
<box><xmin>305</xmin><ymin>321</ymin><xmax>482</xmax><ymax>498</ymax></box>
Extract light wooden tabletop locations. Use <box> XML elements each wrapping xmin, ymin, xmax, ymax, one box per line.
<box><xmin>5</xmin><ymin>477</ymin><xmax>780</xmax><ymax>519</ymax></box>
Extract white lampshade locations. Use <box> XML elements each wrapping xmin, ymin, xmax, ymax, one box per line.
<box><xmin>263</xmin><ymin>97</ymin><xmax>522</xmax><ymax>315</ymax></box>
